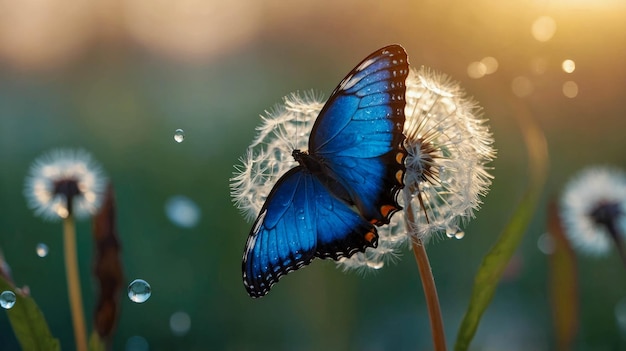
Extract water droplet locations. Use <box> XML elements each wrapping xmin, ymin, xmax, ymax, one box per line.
<box><xmin>36</xmin><ymin>243</ymin><xmax>49</xmax><ymax>258</ymax></box>
<box><xmin>366</xmin><ymin>261</ymin><xmax>384</xmax><ymax>269</ymax></box>
<box><xmin>173</xmin><ymin>129</ymin><xmax>185</xmax><ymax>143</ymax></box>
<box><xmin>537</xmin><ymin>233</ymin><xmax>555</xmax><ymax>255</ymax></box>
<box><xmin>128</xmin><ymin>279</ymin><xmax>151</xmax><ymax>303</ymax></box>
<box><xmin>0</xmin><ymin>291</ymin><xmax>16</xmax><ymax>309</ymax></box>
<box><xmin>125</xmin><ymin>335</ymin><xmax>149</xmax><ymax>351</ymax></box>
<box><xmin>165</xmin><ymin>196</ymin><xmax>201</xmax><ymax>228</ymax></box>
<box><xmin>446</xmin><ymin>224</ymin><xmax>463</xmax><ymax>239</ymax></box>
<box><xmin>169</xmin><ymin>311</ymin><xmax>191</xmax><ymax>336</ymax></box>
<box><xmin>439</xmin><ymin>166</ymin><xmax>451</xmax><ymax>185</ymax></box>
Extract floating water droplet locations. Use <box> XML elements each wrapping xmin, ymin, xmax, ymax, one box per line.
<box><xmin>169</xmin><ymin>311</ymin><xmax>191</xmax><ymax>336</ymax></box>
<box><xmin>125</xmin><ymin>335</ymin><xmax>149</xmax><ymax>351</ymax></box>
<box><xmin>174</xmin><ymin>129</ymin><xmax>185</xmax><ymax>143</ymax></box>
<box><xmin>537</xmin><ymin>233</ymin><xmax>555</xmax><ymax>255</ymax></box>
<box><xmin>366</xmin><ymin>261</ymin><xmax>384</xmax><ymax>270</ymax></box>
<box><xmin>36</xmin><ymin>243</ymin><xmax>49</xmax><ymax>258</ymax></box>
<box><xmin>128</xmin><ymin>279</ymin><xmax>151</xmax><ymax>303</ymax></box>
<box><xmin>165</xmin><ymin>195</ymin><xmax>201</xmax><ymax>228</ymax></box>
<box><xmin>0</xmin><ymin>291</ymin><xmax>16</xmax><ymax>309</ymax></box>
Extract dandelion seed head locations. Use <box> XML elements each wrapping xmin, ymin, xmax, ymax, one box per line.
<box><xmin>24</xmin><ymin>149</ymin><xmax>107</xmax><ymax>221</ymax></box>
<box><xmin>399</xmin><ymin>67</ymin><xmax>495</xmax><ymax>242</ymax></box>
<box><xmin>560</xmin><ymin>166</ymin><xmax>626</xmax><ymax>256</ymax></box>
<box><xmin>231</xmin><ymin>68</ymin><xmax>495</xmax><ymax>273</ymax></box>
<box><xmin>230</xmin><ymin>92</ymin><xmax>324</xmax><ymax>221</ymax></box>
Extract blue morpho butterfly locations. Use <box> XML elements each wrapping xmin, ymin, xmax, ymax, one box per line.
<box><xmin>243</xmin><ymin>45</ymin><xmax>409</xmax><ymax>298</ymax></box>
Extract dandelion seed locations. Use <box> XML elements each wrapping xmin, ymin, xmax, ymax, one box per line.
<box><xmin>24</xmin><ymin>149</ymin><xmax>107</xmax><ymax>221</ymax></box>
<box><xmin>560</xmin><ymin>166</ymin><xmax>626</xmax><ymax>257</ymax></box>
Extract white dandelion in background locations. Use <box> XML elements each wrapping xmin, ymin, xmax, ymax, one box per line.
<box><xmin>560</xmin><ymin>166</ymin><xmax>626</xmax><ymax>260</ymax></box>
<box><xmin>24</xmin><ymin>148</ymin><xmax>107</xmax><ymax>221</ymax></box>
<box><xmin>23</xmin><ymin>148</ymin><xmax>107</xmax><ymax>351</ymax></box>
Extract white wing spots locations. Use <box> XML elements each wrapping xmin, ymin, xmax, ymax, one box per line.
<box><xmin>338</xmin><ymin>57</ymin><xmax>377</xmax><ymax>91</ymax></box>
<box><xmin>252</xmin><ymin>209</ymin><xmax>267</xmax><ymax>235</ymax></box>
<box><xmin>356</xmin><ymin>57</ymin><xmax>377</xmax><ymax>72</ymax></box>
<box><xmin>339</xmin><ymin>73</ymin><xmax>364</xmax><ymax>91</ymax></box>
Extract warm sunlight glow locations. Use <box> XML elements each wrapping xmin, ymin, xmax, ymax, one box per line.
<box><xmin>562</xmin><ymin>59</ymin><xmax>576</xmax><ymax>73</ymax></box>
<box><xmin>531</xmin><ymin>16</ymin><xmax>557</xmax><ymax>42</ymax></box>
<box><xmin>563</xmin><ymin>81</ymin><xmax>579</xmax><ymax>98</ymax></box>
<box><xmin>512</xmin><ymin>76</ymin><xmax>533</xmax><ymax>97</ymax></box>
<box><xmin>530</xmin><ymin>57</ymin><xmax>548</xmax><ymax>75</ymax></box>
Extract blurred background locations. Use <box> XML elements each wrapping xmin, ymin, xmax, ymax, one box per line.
<box><xmin>1</xmin><ymin>0</ymin><xmax>625</xmax><ymax>350</ymax></box>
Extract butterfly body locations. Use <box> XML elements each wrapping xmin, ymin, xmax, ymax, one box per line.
<box><xmin>243</xmin><ymin>45</ymin><xmax>409</xmax><ymax>298</ymax></box>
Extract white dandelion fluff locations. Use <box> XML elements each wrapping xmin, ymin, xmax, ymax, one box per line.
<box><xmin>24</xmin><ymin>148</ymin><xmax>107</xmax><ymax>221</ymax></box>
<box><xmin>338</xmin><ymin>67</ymin><xmax>496</xmax><ymax>271</ymax></box>
<box><xmin>399</xmin><ymin>67</ymin><xmax>495</xmax><ymax>242</ymax></box>
<box><xmin>560</xmin><ymin>166</ymin><xmax>626</xmax><ymax>256</ymax></box>
<box><xmin>230</xmin><ymin>92</ymin><xmax>322</xmax><ymax>221</ymax></box>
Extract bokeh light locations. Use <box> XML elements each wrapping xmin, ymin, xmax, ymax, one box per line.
<box><xmin>481</xmin><ymin>56</ymin><xmax>499</xmax><ymax>74</ymax></box>
<box><xmin>562</xmin><ymin>59</ymin><xmax>576</xmax><ymax>73</ymax></box>
<box><xmin>562</xmin><ymin>81</ymin><xmax>579</xmax><ymax>98</ymax></box>
<box><xmin>467</xmin><ymin>61</ymin><xmax>487</xmax><ymax>79</ymax></box>
<box><xmin>531</xmin><ymin>16</ymin><xmax>557</xmax><ymax>42</ymax></box>
<box><xmin>169</xmin><ymin>311</ymin><xmax>191</xmax><ymax>336</ymax></box>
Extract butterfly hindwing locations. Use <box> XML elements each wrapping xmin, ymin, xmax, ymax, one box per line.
<box><xmin>243</xmin><ymin>168</ymin><xmax>376</xmax><ymax>298</ymax></box>
<box><xmin>310</xmin><ymin>45</ymin><xmax>409</xmax><ymax>225</ymax></box>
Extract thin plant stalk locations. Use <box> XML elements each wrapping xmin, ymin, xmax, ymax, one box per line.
<box><xmin>63</xmin><ymin>216</ymin><xmax>88</xmax><ymax>351</ymax></box>
<box><xmin>405</xmin><ymin>197</ymin><xmax>447</xmax><ymax>351</ymax></box>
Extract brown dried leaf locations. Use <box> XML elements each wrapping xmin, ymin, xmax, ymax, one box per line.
<box><xmin>92</xmin><ymin>182</ymin><xmax>124</xmax><ymax>342</ymax></box>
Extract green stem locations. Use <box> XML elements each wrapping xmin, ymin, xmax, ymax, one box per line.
<box><xmin>63</xmin><ymin>216</ymin><xmax>88</xmax><ymax>351</ymax></box>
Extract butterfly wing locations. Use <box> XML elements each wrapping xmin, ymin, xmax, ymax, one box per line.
<box><xmin>243</xmin><ymin>167</ymin><xmax>376</xmax><ymax>298</ymax></box>
<box><xmin>309</xmin><ymin>45</ymin><xmax>409</xmax><ymax>225</ymax></box>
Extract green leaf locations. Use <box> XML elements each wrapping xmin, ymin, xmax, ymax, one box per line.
<box><xmin>454</xmin><ymin>100</ymin><xmax>549</xmax><ymax>351</ymax></box>
<box><xmin>89</xmin><ymin>331</ymin><xmax>107</xmax><ymax>351</ymax></box>
<box><xmin>0</xmin><ymin>276</ymin><xmax>60</xmax><ymax>351</ymax></box>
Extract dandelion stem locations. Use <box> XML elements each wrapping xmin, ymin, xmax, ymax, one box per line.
<box><xmin>411</xmin><ymin>240</ymin><xmax>447</xmax><ymax>351</ymax></box>
<box><xmin>63</xmin><ymin>216</ymin><xmax>88</xmax><ymax>351</ymax></box>
<box><xmin>405</xmin><ymin>198</ymin><xmax>447</xmax><ymax>351</ymax></box>
<box><xmin>606</xmin><ymin>221</ymin><xmax>626</xmax><ymax>270</ymax></box>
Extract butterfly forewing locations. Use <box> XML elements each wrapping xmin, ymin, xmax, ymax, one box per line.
<box><xmin>310</xmin><ymin>45</ymin><xmax>409</xmax><ymax>225</ymax></box>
